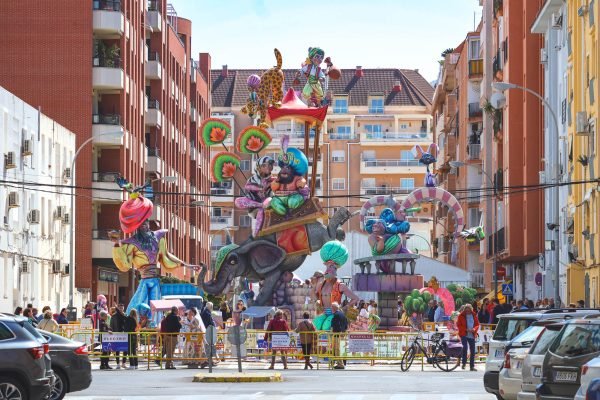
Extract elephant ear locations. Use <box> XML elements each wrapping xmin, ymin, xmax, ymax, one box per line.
<box><xmin>237</xmin><ymin>240</ymin><xmax>287</xmax><ymax>274</ymax></box>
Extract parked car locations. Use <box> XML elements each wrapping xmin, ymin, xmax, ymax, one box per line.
<box><xmin>536</xmin><ymin>318</ymin><xmax>600</xmax><ymax>400</ymax></box>
<box><xmin>0</xmin><ymin>313</ymin><xmax>54</xmax><ymax>400</ymax></box>
<box><xmin>485</xmin><ymin>308</ymin><xmax>599</xmax><ymax>399</ymax></box>
<box><xmin>39</xmin><ymin>330</ymin><xmax>92</xmax><ymax>400</ymax></box>
<box><xmin>575</xmin><ymin>357</ymin><xmax>600</xmax><ymax>400</ymax></box>
<box><xmin>517</xmin><ymin>322</ymin><xmax>566</xmax><ymax>400</ymax></box>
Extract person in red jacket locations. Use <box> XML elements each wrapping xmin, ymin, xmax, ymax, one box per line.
<box><xmin>457</xmin><ymin>303</ymin><xmax>480</xmax><ymax>371</ymax></box>
<box><xmin>266</xmin><ymin>310</ymin><xmax>290</xmax><ymax>369</ymax></box>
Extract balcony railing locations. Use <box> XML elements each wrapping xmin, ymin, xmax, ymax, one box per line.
<box><xmin>211</xmin><ymin>216</ymin><xmax>233</xmax><ymax>224</ymax></box>
<box><xmin>362</xmin><ymin>159</ymin><xmax>421</xmax><ymax>167</ymax></box>
<box><xmin>148</xmin><ymin>52</ymin><xmax>160</xmax><ymax>62</ymax></box>
<box><xmin>93</xmin><ymin>114</ymin><xmax>121</xmax><ymax>125</ymax></box>
<box><xmin>148</xmin><ymin>99</ymin><xmax>160</xmax><ymax>110</ymax></box>
<box><xmin>468</xmin><ymin>59</ymin><xmax>483</xmax><ymax>77</ymax></box>
<box><xmin>210</xmin><ymin>186</ymin><xmax>233</xmax><ymax>195</ymax></box>
<box><xmin>147</xmin><ymin>147</ymin><xmax>160</xmax><ymax>156</ymax></box>
<box><xmin>467</xmin><ymin>144</ymin><xmax>481</xmax><ymax>160</ymax></box>
<box><xmin>361</xmin><ymin>186</ymin><xmax>414</xmax><ymax>196</ymax></box>
<box><xmin>93</xmin><ymin>57</ymin><xmax>122</xmax><ymax>68</ymax></box>
<box><xmin>147</xmin><ymin>0</ymin><xmax>160</xmax><ymax>11</ymax></box>
<box><xmin>466</xmin><ymin>188</ymin><xmax>481</xmax><ymax>203</ymax></box>
<box><xmin>487</xmin><ymin>227</ymin><xmax>506</xmax><ymax>257</ymax></box>
<box><xmin>329</xmin><ymin>133</ymin><xmax>356</xmax><ymax>140</ymax></box>
<box><xmin>470</xmin><ymin>272</ymin><xmax>485</xmax><ymax>289</ymax></box>
<box><xmin>92</xmin><ymin>171</ymin><xmax>120</xmax><ymax>182</ymax></box>
<box><xmin>93</xmin><ymin>0</ymin><xmax>122</xmax><ymax>11</ymax></box>
<box><xmin>468</xmin><ymin>102</ymin><xmax>482</xmax><ymax>118</ymax></box>
<box><xmin>362</xmin><ymin>132</ymin><xmax>428</xmax><ymax>141</ymax></box>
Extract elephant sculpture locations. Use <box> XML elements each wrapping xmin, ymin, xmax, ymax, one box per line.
<box><xmin>199</xmin><ymin>207</ymin><xmax>353</xmax><ymax>306</ymax></box>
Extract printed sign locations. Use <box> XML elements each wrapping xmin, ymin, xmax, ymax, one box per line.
<box><xmin>101</xmin><ymin>333</ymin><xmax>129</xmax><ymax>352</ymax></box>
<box><xmin>476</xmin><ymin>330</ymin><xmax>494</xmax><ymax>345</ymax></box>
<box><xmin>318</xmin><ymin>333</ymin><xmax>329</xmax><ymax>347</ymax></box>
<box><xmin>348</xmin><ymin>333</ymin><xmax>375</xmax><ymax>353</ymax></box>
<box><xmin>79</xmin><ymin>318</ymin><xmax>93</xmax><ymax>330</ymax></box>
<box><xmin>502</xmin><ymin>283</ymin><xmax>513</xmax><ymax>296</ymax></box>
<box><xmin>270</xmin><ymin>332</ymin><xmax>291</xmax><ymax>349</ymax></box>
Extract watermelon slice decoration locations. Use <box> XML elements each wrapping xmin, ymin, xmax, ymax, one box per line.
<box><xmin>236</xmin><ymin>126</ymin><xmax>272</xmax><ymax>154</ymax></box>
<box><xmin>200</xmin><ymin>118</ymin><xmax>231</xmax><ymax>147</ymax></box>
<box><xmin>211</xmin><ymin>152</ymin><xmax>240</xmax><ymax>183</ymax></box>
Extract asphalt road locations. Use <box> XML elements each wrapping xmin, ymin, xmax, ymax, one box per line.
<box><xmin>66</xmin><ymin>361</ymin><xmax>495</xmax><ymax>400</ymax></box>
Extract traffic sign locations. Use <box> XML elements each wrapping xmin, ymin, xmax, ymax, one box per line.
<box><xmin>496</xmin><ymin>266</ymin><xmax>506</xmax><ymax>280</ymax></box>
<box><xmin>227</xmin><ymin>325</ymin><xmax>247</xmax><ymax>345</ymax></box>
<box><xmin>535</xmin><ymin>272</ymin><xmax>543</xmax><ymax>287</ymax></box>
<box><xmin>501</xmin><ymin>283</ymin><xmax>513</xmax><ymax>296</ymax></box>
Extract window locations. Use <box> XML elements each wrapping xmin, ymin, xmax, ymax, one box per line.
<box><xmin>530</xmin><ymin>326</ymin><xmax>562</xmax><ymax>355</ymax></box>
<box><xmin>469</xmin><ymin>39</ymin><xmax>481</xmax><ymax>60</ymax></box>
<box><xmin>551</xmin><ymin>324</ymin><xmax>600</xmax><ymax>357</ymax></box>
<box><xmin>400</xmin><ymin>178</ymin><xmax>414</xmax><ymax>190</ymax></box>
<box><xmin>590</xmin><ymin>0</ymin><xmax>595</xmax><ymax>27</ymax></box>
<box><xmin>368</xmin><ymin>97</ymin><xmax>384</xmax><ymax>114</ymax></box>
<box><xmin>361</xmin><ymin>178</ymin><xmax>376</xmax><ymax>188</ymax></box>
<box><xmin>400</xmin><ymin>150</ymin><xmax>413</xmax><ymax>160</ymax></box>
<box><xmin>239</xmin><ymin>215</ymin><xmax>252</xmax><ymax>227</ymax></box>
<box><xmin>362</xmin><ymin>150</ymin><xmax>375</xmax><ymax>160</ymax></box>
<box><xmin>365</xmin><ymin>124</ymin><xmax>382</xmax><ymax>138</ymax></box>
<box><xmin>331</xmin><ymin>150</ymin><xmax>345</xmax><ymax>162</ymax></box>
<box><xmin>240</xmin><ymin>159</ymin><xmax>251</xmax><ymax>171</ymax></box>
<box><xmin>333</xmin><ymin>97</ymin><xmax>348</xmax><ymax>113</ymax></box>
<box><xmin>332</xmin><ymin>178</ymin><xmax>345</xmax><ymax>190</ymax></box>
<box><xmin>0</xmin><ymin>322</ymin><xmax>14</xmax><ymax>341</ymax></box>
<box><xmin>590</xmin><ymin>78</ymin><xmax>595</xmax><ymax>105</ymax></box>
<box><xmin>493</xmin><ymin>318</ymin><xmax>534</xmax><ymax>341</ymax></box>
<box><xmin>331</xmin><ymin>126</ymin><xmax>352</xmax><ymax>140</ymax></box>
<box><xmin>400</xmin><ymin>124</ymin><xmax>408</xmax><ymax>130</ymax></box>
<box><xmin>212</xmin><ymin>207</ymin><xmax>222</xmax><ymax>217</ymax></box>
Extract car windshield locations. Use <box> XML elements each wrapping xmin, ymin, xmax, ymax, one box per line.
<box><xmin>530</xmin><ymin>326</ymin><xmax>562</xmax><ymax>355</ymax></box>
<box><xmin>19</xmin><ymin>320</ymin><xmax>46</xmax><ymax>342</ymax></box>
<box><xmin>551</xmin><ymin>324</ymin><xmax>600</xmax><ymax>357</ymax></box>
<box><xmin>493</xmin><ymin>318</ymin><xmax>534</xmax><ymax>341</ymax></box>
<box><xmin>511</xmin><ymin>325</ymin><xmax>545</xmax><ymax>346</ymax></box>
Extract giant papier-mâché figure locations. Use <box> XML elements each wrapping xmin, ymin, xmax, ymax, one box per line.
<box><xmin>312</xmin><ymin>240</ymin><xmax>360</xmax><ymax>330</ymax></box>
<box><xmin>295</xmin><ymin>47</ymin><xmax>335</xmax><ymax>107</ymax></box>
<box><xmin>111</xmin><ymin>178</ymin><xmax>197</xmax><ymax>316</ymax></box>
<box><xmin>234</xmin><ymin>155</ymin><xmax>276</xmax><ymax>236</ymax></box>
<box><xmin>365</xmin><ymin>208</ymin><xmax>411</xmax><ymax>273</ymax></box>
<box><xmin>412</xmin><ymin>144</ymin><xmax>438</xmax><ymax>187</ymax></box>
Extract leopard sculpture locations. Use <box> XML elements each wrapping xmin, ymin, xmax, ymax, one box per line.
<box><xmin>241</xmin><ymin>48</ymin><xmax>284</xmax><ymax>128</ymax></box>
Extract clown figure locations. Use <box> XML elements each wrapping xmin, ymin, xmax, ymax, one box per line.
<box><xmin>312</xmin><ymin>241</ymin><xmax>359</xmax><ymax>330</ymax></box>
<box><xmin>298</xmin><ymin>47</ymin><xmax>329</xmax><ymax>107</ymax></box>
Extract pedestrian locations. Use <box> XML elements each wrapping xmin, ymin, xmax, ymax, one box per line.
<box><xmin>139</xmin><ymin>314</ymin><xmax>150</xmax><ymax>329</ymax></box>
<box><xmin>542</xmin><ymin>298</ymin><xmax>549</xmax><ymax>308</ymax></box>
<box><xmin>57</xmin><ymin>308</ymin><xmax>70</xmax><ymax>325</ymax></box>
<box><xmin>427</xmin><ymin>300</ymin><xmax>438</xmax><ymax>322</ymax></box>
<box><xmin>478</xmin><ymin>299</ymin><xmax>491</xmax><ymax>324</ymax></box>
<box><xmin>31</xmin><ymin>307</ymin><xmax>39</xmax><ymax>321</ymax></box>
<box><xmin>397</xmin><ymin>300</ymin><xmax>404</xmax><ymax>321</ymax></box>
<box><xmin>110</xmin><ymin>304</ymin><xmax>127</xmax><ymax>369</ymax></box>
<box><xmin>99</xmin><ymin>311</ymin><xmax>113</xmax><ymax>370</ymax></box>
<box><xmin>516</xmin><ymin>300</ymin><xmax>528</xmax><ymax>311</ymax></box>
<box><xmin>38</xmin><ymin>306</ymin><xmax>51</xmax><ymax>322</ymax></box>
<box><xmin>83</xmin><ymin>302</ymin><xmax>93</xmax><ymax>319</ymax></box>
<box><xmin>219</xmin><ymin>302</ymin><xmax>231</xmax><ymax>328</ymax></box>
<box><xmin>359</xmin><ymin>302</ymin><xmax>369</xmax><ymax>319</ymax></box>
<box><xmin>181</xmin><ymin>308</ymin><xmax>201</xmax><ymax>369</ymax></box>
<box><xmin>124</xmin><ymin>309</ymin><xmax>139</xmax><ymax>369</ymax></box>
<box><xmin>526</xmin><ymin>299</ymin><xmax>535</xmax><ymax>309</ymax></box>
<box><xmin>22</xmin><ymin>308</ymin><xmax>37</xmax><ymax>327</ymax></box>
<box><xmin>295</xmin><ymin>312</ymin><xmax>316</xmax><ymax>370</ymax></box>
<box><xmin>162</xmin><ymin>306</ymin><xmax>182</xmax><ymax>370</ymax></box>
<box><xmin>457</xmin><ymin>303</ymin><xmax>480</xmax><ymax>371</ymax></box>
<box><xmin>266</xmin><ymin>309</ymin><xmax>290</xmax><ymax>370</ymax></box>
<box><xmin>577</xmin><ymin>299</ymin><xmax>585</xmax><ymax>308</ymax></box>
<box><xmin>331</xmin><ymin>302</ymin><xmax>348</xmax><ymax>370</ymax></box>
<box><xmin>38</xmin><ymin>311</ymin><xmax>59</xmax><ymax>333</ymax></box>
<box><xmin>14</xmin><ymin>306</ymin><xmax>22</xmax><ymax>316</ymax></box>
<box><xmin>492</xmin><ymin>299</ymin><xmax>504</xmax><ymax>325</ymax></box>
<box><xmin>548</xmin><ymin>298</ymin><xmax>556</xmax><ymax>309</ymax></box>
<box><xmin>434</xmin><ymin>301</ymin><xmax>445</xmax><ymax>322</ymax></box>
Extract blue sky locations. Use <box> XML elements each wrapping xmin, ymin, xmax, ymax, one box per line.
<box><xmin>169</xmin><ymin>0</ymin><xmax>482</xmax><ymax>82</ymax></box>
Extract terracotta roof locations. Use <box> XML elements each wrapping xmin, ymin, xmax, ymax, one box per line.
<box><xmin>211</xmin><ymin>68</ymin><xmax>433</xmax><ymax>108</ymax></box>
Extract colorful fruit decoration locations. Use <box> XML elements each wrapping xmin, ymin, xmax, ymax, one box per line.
<box><xmin>199</xmin><ymin>118</ymin><xmax>232</xmax><ymax>147</ymax></box>
<box><xmin>236</xmin><ymin>126</ymin><xmax>272</xmax><ymax>154</ymax></box>
<box><xmin>211</xmin><ymin>152</ymin><xmax>240</xmax><ymax>183</ymax></box>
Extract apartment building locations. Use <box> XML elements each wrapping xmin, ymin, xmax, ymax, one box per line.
<box><xmin>211</xmin><ymin>66</ymin><xmax>434</xmax><ymax>276</ymax></box>
<box><xmin>0</xmin><ymin>1</ymin><xmax>212</xmax><ymax>307</ymax></box>
<box><xmin>431</xmin><ymin>31</ymin><xmax>486</xmax><ymax>292</ymax></box>
<box><xmin>565</xmin><ymin>0</ymin><xmax>600</xmax><ymax>306</ymax></box>
<box><xmin>0</xmin><ymin>86</ymin><xmax>87</xmax><ymax>312</ymax></box>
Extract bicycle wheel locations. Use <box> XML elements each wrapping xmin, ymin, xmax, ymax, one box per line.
<box><xmin>400</xmin><ymin>345</ymin><xmax>416</xmax><ymax>372</ymax></box>
<box><xmin>433</xmin><ymin>345</ymin><xmax>459</xmax><ymax>372</ymax></box>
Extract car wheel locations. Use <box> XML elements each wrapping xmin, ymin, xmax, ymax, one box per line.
<box><xmin>49</xmin><ymin>370</ymin><xmax>67</xmax><ymax>400</ymax></box>
<box><xmin>0</xmin><ymin>377</ymin><xmax>26</xmax><ymax>400</ymax></box>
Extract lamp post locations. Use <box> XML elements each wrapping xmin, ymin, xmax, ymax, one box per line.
<box><xmin>449</xmin><ymin>160</ymin><xmax>498</xmax><ymax>297</ymax></box>
<box><xmin>491</xmin><ymin>82</ymin><xmax>561</xmax><ymax>306</ymax></box>
<box><xmin>406</xmin><ymin>233</ymin><xmax>433</xmax><ymax>256</ymax></box>
<box><xmin>68</xmin><ymin>131</ymin><xmax>124</xmax><ymax>309</ymax></box>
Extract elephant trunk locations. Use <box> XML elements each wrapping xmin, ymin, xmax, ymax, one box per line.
<box><xmin>200</xmin><ymin>265</ymin><xmax>230</xmax><ymax>295</ymax></box>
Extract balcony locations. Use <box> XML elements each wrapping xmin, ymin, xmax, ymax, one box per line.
<box><xmin>145</xmin><ymin>100</ymin><xmax>162</xmax><ymax>127</ymax></box>
<box><xmin>146</xmin><ymin>52</ymin><xmax>162</xmax><ymax>80</ymax></box>
<box><xmin>360</xmin><ymin>158</ymin><xmax>421</xmax><ymax>174</ymax></box>
<box><xmin>190</xmin><ymin>146</ymin><xmax>197</xmax><ymax>161</ymax></box>
<box><xmin>190</xmin><ymin>59</ymin><xmax>198</xmax><ymax>83</ymax></box>
<box><xmin>146</xmin><ymin>147</ymin><xmax>162</xmax><ymax>174</ymax></box>
<box><xmin>268</xmin><ymin>129</ymin><xmax>311</xmax><ymax>146</ymax></box>
<box><xmin>92</xmin><ymin>172</ymin><xmax>123</xmax><ymax>202</ymax></box>
<box><xmin>190</xmin><ymin>105</ymin><xmax>197</xmax><ymax>123</ymax></box>
<box><xmin>146</xmin><ymin>1</ymin><xmax>162</xmax><ymax>32</ymax></box>
<box><xmin>360</xmin><ymin>186</ymin><xmax>414</xmax><ymax>197</ymax></box>
<box><xmin>360</xmin><ymin>131</ymin><xmax>430</xmax><ymax>145</ymax></box>
<box><xmin>150</xmin><ymin>204</ymin><xmax>162</xmax><ymax>223</ymax></box>
<box><xmin>210</xmin><ymin>185</ymin><xmax>234</xmax><ymax>203</ymax></box>
<box><xmin>466</xmin><ymin>188</ymin><xmax>481</xmax><ymax>204</ymax></box>
<box><xmin>92</xmin><ymin>114</ymin><xmax>124</xmax><ymax>146</ymax></box>
<box><xmin>487</xmin><ymin>227</ymin><xmax>506</xmax><ymax>257</ymax></box>
<box><xmin>467</xmin><ymin>144</ymin><xmax>481</xmax><ymax>160</ymax></box>
<box><xmin>92</xmin><ymin>1</ymin><xmax>124</xmax><ymax>36</ymax></box>
<box><xmin>210</xmin><ymin>216</ymin><xmax>234</xmax><ymax>231</ymax></box>
<box><xmin>92</xmin><ymin>58</ymin><xmax>124</xmax><ymax>91</ymax></box>
<box><xmin>468</xmin><ymin>59</ymin><xmax>483</xmax><ymax>78</ymax></box>
<box><xmin>470</xmin><ymin>272</ymin><xmax>485</xmax><ymax>289</ymax></box>
<box><xmin>92</xmin><ymin>229</ymin><xmax>116</xmax><ymax>258</ymax></box>
<box><xmin>328</xmin><ymin>133</ymin><xmax>356</xmax><ymax>140</ymax></box>
<box><xmin>468</xmin><ymin>103</ymin><xmax>482</xmax><ymax>119</ymax></box>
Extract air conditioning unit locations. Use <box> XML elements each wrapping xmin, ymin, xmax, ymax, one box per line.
<box><xmin>62</xmin><ymin>213</ymin><xmax>70</xmax><ymax>225</ymax></box>
<box><xmin>51</xmin><ymin>260</ymin><xmax>61</xmax><ymax>274</ymax></box>
<box><xmin>63</xmin><ymin>168</ymin><xmax>72</xmax><ymax>179</ymax></box>
<box><xmin>22</xmin><ymin>139</ymin><xmax>32</xmax><ymax>156</ymax></box>
<box><xmin>62</xmin><ymin>264</ymin><xmax>70</xmax><ymax>276</ymax></box>
<box><xmin>552</xmin><ymin>13</ymin><xmax>563</xmax><ymax>29</ymax></box>
<box><xmin>20</xmin><ymin>261</ymin><xmax>30</xmax><ymax>274</ymax></box>
<box><xmin>576</xmin><ymin>111</ymin><xmax>591</xmax><ymax>135</ymax></box>
<box><xmin>28</xmin><ymin>209</ymin><xmax>41</xmax><ymax>224</ymax></box>
<box><xmin>8</xmin><ymin>192</ymin><xmax>19</xmax><ymax>208</ymax></box>
<box><xmin>55</xmin><ymin>206</ymin><xmax>66</xmax><ymax>220</ymax></box>
<box><xmin>4</xmin><ymin>152</ymin><xmax>16</xmax><ymax>169</ymax></box>
<box><xmin>540</xmin><ymin>48</ymin><xmax>548</xmax><ymax>64</ymax></box>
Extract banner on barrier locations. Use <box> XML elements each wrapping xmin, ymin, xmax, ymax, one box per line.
<box><xmin>348</xmin><ymin>333</ymin><xmax>375</xmax><ymax>353</ymax></box>
<box><xmin>101</xmin><ymin>333</ymin><xmax>129</xmax><ymax>352</ymax></box>
<box><xmin>271</xmin><ymin>332</ymin><xmax>291</xmax><ymax>349</ymax></box>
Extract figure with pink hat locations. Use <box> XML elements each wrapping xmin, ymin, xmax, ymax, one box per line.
<box><xmin>111</xmin><ymin>178</ymin><xmax>199</xmax><ymax>316</ymax></box>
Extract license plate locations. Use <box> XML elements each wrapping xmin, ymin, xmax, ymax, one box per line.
<box><xmin>533</xmin><ymin>367</ymin><xmax>541</xmax><ymax>377</ymax></box>
<box><xmin>495</xmin><ymin>349</ymin><xmax>504</xmax><ymax>357</ymax></box>
<box><xmin>554</xmin><ymin>371</ymin><xmax>577</xmax><ymax>382</ymax></box>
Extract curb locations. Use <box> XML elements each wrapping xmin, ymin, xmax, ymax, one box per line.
<box><xmin>192</xmin><ymin>372</ymin><xmax>283</xmax><ymax>383</ymax></box>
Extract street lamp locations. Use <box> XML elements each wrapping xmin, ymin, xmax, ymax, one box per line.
<box><xmin>69</xmin><ymin>131</ymin><xmax>124</xmax><ymax>309</ymax></box>
<box><xmin>449</xmin><ymin>160</ymin><xmax>499</xmax><ymax>297</ymax></box>
<box><xmin>491</xmin><ymin>81</ymin><xmax>561</xmax><ymax>305</ymax></box>
<box><xmin>406</xmin><ymin>233</ymin><xmax>433</xmax><ymax>256</ymax></box>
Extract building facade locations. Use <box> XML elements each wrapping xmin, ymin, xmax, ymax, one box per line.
<box><xmin>566</xmin><ymin>0</ymin><xmax>600</xmax><ymax>306</ymax></box>
<box><xmin>0</xmin><ymin>85</ymin><xmax>86</xmax><ymax>312</ymax></box>
<box><xmin>210</xmin><ymin>66</ymin><xmax>435</xmax><ymax>279</ymax></box>
<box><xmin>0</xmin><ymin>1</ymin><xmax>212</xmax><ymax>307</ymax></box>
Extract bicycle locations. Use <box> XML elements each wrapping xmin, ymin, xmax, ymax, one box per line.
<box><xmin>400</xmin><ymin>332</ymin><xmax>460</xmax><ymax>372</ymax></box>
